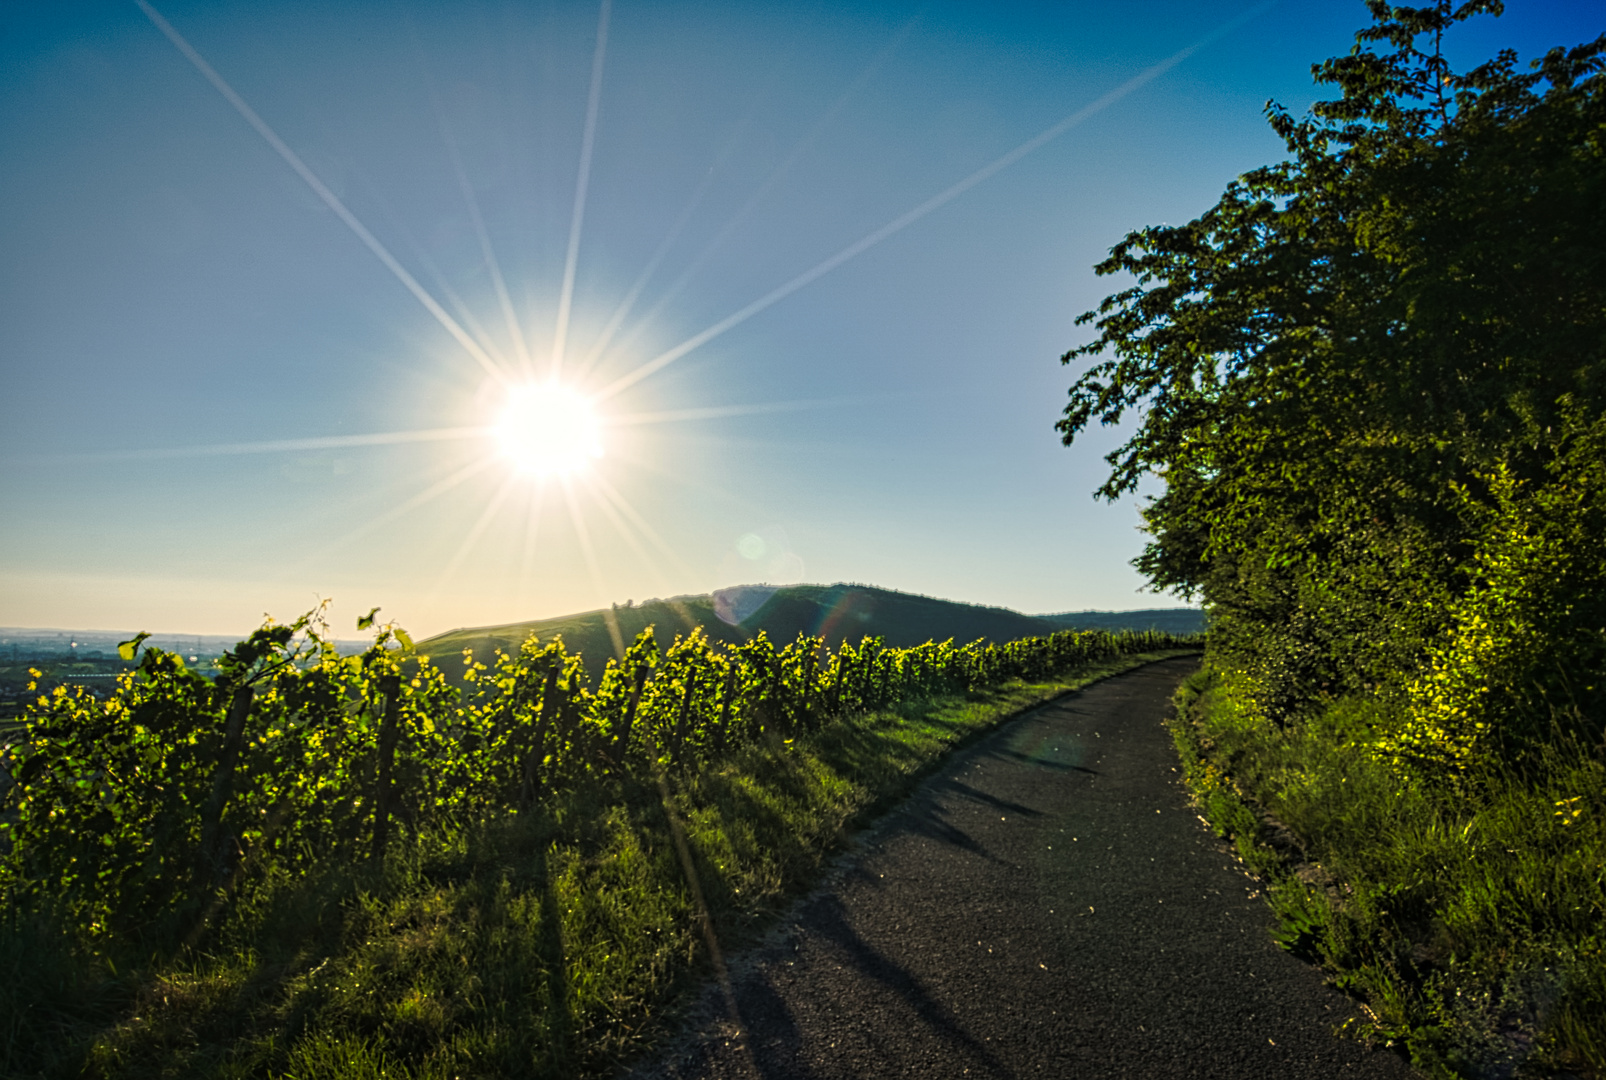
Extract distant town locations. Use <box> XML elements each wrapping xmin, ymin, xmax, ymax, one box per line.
<box><xmin>0</xmin><ymin>627</ymin><xmax>369</xmax><ymax>719</ymax></box>
<box><xmin>0</xmin><ymin>626</ymin><xmax>373</xmax><ymax>663</ymax></box>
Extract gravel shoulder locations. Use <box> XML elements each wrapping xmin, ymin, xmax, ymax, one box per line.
<box><xmin>633</xmin><ymin>657</ymin><xmax>1417</xmax><ymax>1080</ymax></box>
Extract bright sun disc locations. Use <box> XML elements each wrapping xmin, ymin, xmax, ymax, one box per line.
<box><xmin>493</xmin><ymin>383</ymin><xmax>604</xmax><ymax>477</ymax></box>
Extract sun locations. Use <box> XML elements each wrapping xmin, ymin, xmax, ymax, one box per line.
<box><xmin>492</xmin><ymin>382</ymin><xmax>604</xmax><ymax>477</ymax></box>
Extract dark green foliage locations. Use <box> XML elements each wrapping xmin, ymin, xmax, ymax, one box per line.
<box><xmin>1059</xmin><ymin>0</ymin><xmax>1606</xmax><ymax>730</ymax></box>
<box><xmin>1390</xmin><ymin>410</ymin><xmax>1606</xmax><ymax>773</ymax></box>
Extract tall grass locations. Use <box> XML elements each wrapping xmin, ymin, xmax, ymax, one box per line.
<box><xmin>1170</xmin><ymin>666</ymin><xmax>1606</xmax><ymax>1078</ymax></box>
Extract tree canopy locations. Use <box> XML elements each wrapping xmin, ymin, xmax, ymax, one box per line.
<box><xmin>1058</xmin><ymin>0</ymin><xmax>1606</xmax><ymax>761</ymax></box>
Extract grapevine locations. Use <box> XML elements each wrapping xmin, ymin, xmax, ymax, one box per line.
<box><xmin>0</xmin><ymin>604</ymin><xmax>1190</xmax><ymax>940</ymax></box>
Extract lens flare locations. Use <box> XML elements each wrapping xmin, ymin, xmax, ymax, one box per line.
<box><xmin>494</xmin><ymin>383</ymin><xmax>604</xmax><ymax>476</ymax></box>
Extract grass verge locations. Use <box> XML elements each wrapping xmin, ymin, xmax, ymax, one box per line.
<box><xmin>4</xmin><ymin>649</ymin><xmax>1194</xmax><ymax>1079</ymax></box>
<box><xmin>1168</xmin><ymin>665</ymin><xmax>1606</xmax><ymax>1080</ymax></box>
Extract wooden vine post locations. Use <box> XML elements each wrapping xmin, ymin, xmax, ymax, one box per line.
<box><xmin>372</xmin><ymin>673</ymin><xmax>402</xmax><ymax>861</ymax></box>
<box><xmin>713</xmin><ymin>666</ymin><xmax>736</xmax><ymax>754</ymax></box>
<box><xmin>775</xmin><ymin>663</ymin><xmax>792</xmax><ymax>735</ymax></box>
<box><xmin>611</xmin><ymin>664</ymin><xmax>649</xmax><ymax>767</ymax></box>
<box><xmin>672</xmin><ymin>668</ymin><xmax>699</xmax><ymax>765</ymax></box>
<box><xmin>521</xmin><ymin>665</ymin><xmax>559</xmax><ymax>808</ymax></box>
<box><xmin>198</xmin><ymin>682</ymin><xmax>255</xmax><ymax>883</ymax></box>
<box><xmin>800</xmin><ymin>651</ymin><xmax>816</xmax><ymax>729</ymax></box>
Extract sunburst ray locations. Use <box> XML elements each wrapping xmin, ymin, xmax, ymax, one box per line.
<box><xmin>584</xmin><ymin>495</ymin><xmax>701</xmax><ymax>635</ymax></box>
<box><xmin>591</xmin><ymin>14</ymin><xmax>922</xmax><ymax>376</ymax></box>
<box><xmin>586</xmin><ymin>476</ymin><xmax>704</xmax><ymax>643</ymax></box>
<box><xmin>609</xmin><ymin>397</ymin><xmax>865</xmax><ymax>428</ymax></box>
<box><xmin>576</xmin><ymin>40</ymin><xmax>801</xmax><ymax>377</ymax></box>
<box><xmin>305</xmin><ymin>454</ymin><xmax>501</xmax><ymax>568</ymax></box>
<box><xmin>596</xmin><ymin>4</ymin><xmax>1273</xmax><ymax>402</ymax></box>
<box><xmin>590</xmin><ymin>473</ymin><xmax>702</xmax><ymax>583</ymax></box>
<box><xmin>61</xmin><ymin>427</ymin><xmax>488</xmax><ymax>462</ymax></box>
<box><xmin>517</xmin><ymin>479</ymin><xmax>550</xmax><ymax>611</ymax></box>
<box><xmin>551</xmin><ymin>0</ymin><xmax>613</xmax><ymax>378</ymax></box>
<box><xmin>586</xmin><ymin>481</ymin><xmax>667</xmax><ymax>584</ymax></box>
<box><xmin>136</xmin><ymin>0</ymin><xmax>509</xmax><ymax>384</ymax></box>
<box><xmin>561</xmin><ymin>479</ymin><xmax>626</xmax><ymax>658</ymax></box>
<box><xmin>425</xmin><ymin>67</ymin><xmax>533</xmax><ymax>372</ymax></box>
<box><xmin>573</xmin><ymin>162</ymin><xmax>720</xmax><ymax>379</ymax></box>
<box><xmin>338</xmin><ymin>155</ymin><xmax>513</xmax><ymax>371</ymax></box>
<box><xmin>428</xmin><ymin>471</ymin><xmax>522</xmax><ymax>604</ymax></box>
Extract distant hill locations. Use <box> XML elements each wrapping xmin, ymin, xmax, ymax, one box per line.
<box><xmin>417</xmin><ymin>584</ymin><xmax>1202</xmax><ymax>680</ymax></box>
<box><xmin>1036</xmin><ymin>608</ymin><xmax>1207</xmax><ymax>636</ymax></box>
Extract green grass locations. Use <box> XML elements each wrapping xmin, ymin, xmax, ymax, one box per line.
<box><xmin>1169</xmin><ymin>665</ymin><xmax>1606</xmax><ymax>1079</ymax></box>
<box><xmin>2</xmin><ymin>649</ymin><xmax>1193</xmax><ymax>1079</ymax></box>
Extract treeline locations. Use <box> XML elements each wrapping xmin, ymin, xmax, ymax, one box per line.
<box><xmin>0</xmin><ymin>612</ymin><xmax>1185</xmax><ymax>944</ymax></box>
<box><xmin>1059</xmin><ymin>2</ymin><xmax>1603</xmax><ymax>1073</ymax></box>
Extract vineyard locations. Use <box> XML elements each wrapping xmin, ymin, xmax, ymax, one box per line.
<box><xmin>0</xmin><ymin>607</ymin><xmax>1189</xmax><ymax>950</ymax></box>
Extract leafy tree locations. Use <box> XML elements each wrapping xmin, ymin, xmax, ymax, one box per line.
<box><xmin>1058</xmin><ymin>0</ymin><xmax>1606</xmax><ymax>729</ymax></box>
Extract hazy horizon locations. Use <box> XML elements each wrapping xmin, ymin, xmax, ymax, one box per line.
<box><xmin>0</xmin><ymin>582</ymin><xmax>1200</xmax><ymax>641</ymax></box>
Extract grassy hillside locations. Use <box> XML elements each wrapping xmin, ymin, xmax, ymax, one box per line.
<box><xmin>418</xmin><ymin>584</ymin><xmax>1108</xmax><ymax>678</ymax></box>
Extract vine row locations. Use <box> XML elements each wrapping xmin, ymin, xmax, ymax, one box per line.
<box><xmin>0</xmin><ymin>609</ymin><xmax>1193</xmax><ymax>937</ymax></box>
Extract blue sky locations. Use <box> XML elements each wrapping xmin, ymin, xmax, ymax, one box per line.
<box><xmin>1</xmin><ymin>0</ymin><xmax>1598</xmax><ymax>637</ymax></box>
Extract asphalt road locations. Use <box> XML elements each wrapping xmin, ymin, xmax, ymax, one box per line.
<box><xmin>636</xmin><ymin>657</ymin><xmax>1416</xmax><ymax>1080</ymax></box>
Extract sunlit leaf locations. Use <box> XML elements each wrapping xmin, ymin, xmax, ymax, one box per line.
<box><xmin>117</xmin><ymin>632</ymin><xmax>151</xmax><ymax>662</ymax></box>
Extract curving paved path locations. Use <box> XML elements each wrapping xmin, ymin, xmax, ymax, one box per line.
<box><xmin>637</xmin><ymin>657</ymin><xmax>1416</xmax><ymax>1080</ymax></box>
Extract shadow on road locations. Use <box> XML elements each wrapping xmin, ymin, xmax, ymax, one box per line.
<box><xmin>738</xmin><ymin>895</ymin><xmax>1016</xmax><ymax>1080</ymax></box>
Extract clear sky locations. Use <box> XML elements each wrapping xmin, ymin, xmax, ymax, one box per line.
<box><xmin>1</xmin><ymin>0</ymin><xmax>1597</xmax><ymax>638</ymax></box>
